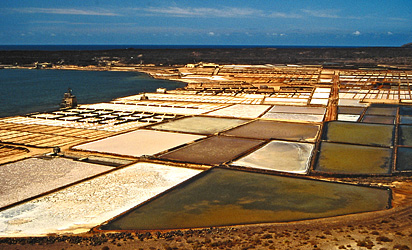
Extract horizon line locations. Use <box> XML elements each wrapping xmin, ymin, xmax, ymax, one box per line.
<box><xmin>0</xmin><ymin>44</ymin><xmax>405</xmax><ymax>48</ymax></box>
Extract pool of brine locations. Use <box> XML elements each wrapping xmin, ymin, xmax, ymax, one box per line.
<box><xmin>100</xmin><ymin>168</ymin><xmax>391</xmax><ymax>230</ymax></box>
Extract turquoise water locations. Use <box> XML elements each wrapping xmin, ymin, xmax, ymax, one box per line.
<box><xmin>0</xmin><ymin>69</ymin><xmax>185</xmax><ymax>117</ymax></box>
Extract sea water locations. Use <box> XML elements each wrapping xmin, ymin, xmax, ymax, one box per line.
<box><xmin>0</xmin><ymin>69</ymin><xmax>185</xmax><ymax>117</ymax></box>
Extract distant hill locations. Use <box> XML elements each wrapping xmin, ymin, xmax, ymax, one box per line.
<box><xmin>401</xmin><ymin>42</ymin><xmax>412</xmax><ymax>48</ymax></box>
<box><xmin>1</xmin><ymin>47</ymin><xmax>412</xmax><ymax>67</ymax></box>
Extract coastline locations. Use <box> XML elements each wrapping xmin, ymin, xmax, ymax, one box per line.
<box><xmin>0</xmin><ymin>63</ymin><xmax>411</xmax><ymax>249</ymax></box>
<box><xmin>3</xmin><ymin>64</ymin><xmax>186</xmax><ymax>82</ymax></box>
<box><xmin>0</xmin><ymin>66</ymin><xmax>186</xmax><ymax>118</ymax></box>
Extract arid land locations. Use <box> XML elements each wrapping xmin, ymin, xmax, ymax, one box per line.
<box><xmin>1</xmin><ymin>47</ymin><xmax>412</xmax><ymax>69</ymax></box>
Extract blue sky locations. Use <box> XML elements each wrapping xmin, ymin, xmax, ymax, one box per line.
<box><xmin>0</xmin><ymin>0</ymin><xmax>411</xmax><ymax>46</ymax></box>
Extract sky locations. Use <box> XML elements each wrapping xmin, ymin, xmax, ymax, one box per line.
<box><xmin>0</xmin><ymin>0</ymin><xmax>411</xmax><ymax>46</ymax></box>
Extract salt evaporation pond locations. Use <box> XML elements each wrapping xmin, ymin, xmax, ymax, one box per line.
<box><xmin>205</xmin><ymin>104</ymin><xmax>271</xmax><ymax>118</ymax></box>
<box><xmin>232</xmin><ymin>140</ymin><xmax>314</xmax><ymax>174</ymax></box>
<box><xmin>261</xmin><ymin>113</ymin><xmax>324</xmax><ymax>123</ymax></box>
<box><xmin>323</xmin><ymin>121</ymin><xmax>394</xmax><ymax>147</ymax></box>
<box><xmin>73</xmin><ymin>129</ymin><xmax>205</xmax><ymax>157</ymax></box>
<box><xmin>399</xmin><ymin>125</ymin><xmax>412</xmax><ymax>146</ymax></box>
<box><xmin>396</xmin><ymin>147</ymin><xmax>412</xmax><ymax>171</ymax></box>
<box><xmin>365</xmin><ymin>106</ymin><xmax>397</xmax><ymax>116</ymax></box>
<box><xmin>267</xmin><ymin>106</ymin><xmax>326</xmax><ymax>115</ymax></box>
<box><xmin>337</xmin><ymin>114</ymin><xmax>360</xmax><ymax>122</ymax></box>
<box><xmin>338</xmin><ymin>106</ymin><xmax>365</xmax><ymax>115</ymax></box>
<box><xmin>400</xmin><ymin>106</ymin><xmax>412</xmax><ymax>115</ymax></box>
<box><xmin>361</xmin><ymin>115</ymin><xmax>395</xmax><ymax>125</ymax></box>
<box><xmin>100</xmin><ymin>168</ymin><xmax>390</xmax><ymax>230</ymax></box>
<box><xmin>0</xmin><ymin>162</ymin><xmax>202</xmax><ymax>236</ymax></box>
<box><xmin>315</xmin><ymin>142</ymin><xmax>392</xmax><ymax>174</ymax></box>
<box><xmin>159</xmin><ymin>136</ymin><xmax>264</xmax><ymax>165</ymax></box>
<box><xmin>150</xmin><ymin>116</ymin><xmax>249</xmax><ymax>135</ymax></box>
<box><xmin>222</xmin><ymin>120</ymin><xmax>319</xmax><ymax>142</ymax></box>
<box><xmin>400</xmin><ymin>116</ymin><xmax>412</xmax><ymax>125</ymax></box>
<box><xmin>0</xmin><ymin>157</ymin><xmax>112</xmax><ymax>208</ymax></box>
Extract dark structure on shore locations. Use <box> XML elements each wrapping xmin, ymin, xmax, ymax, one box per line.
<box><xmin>60</xmin><ymin>88</ymin><xmax>77</xmax><ymax>108</ymax></box>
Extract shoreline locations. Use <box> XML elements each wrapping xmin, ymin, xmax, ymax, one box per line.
<box><xmin>0</xmin><ymin>66</ymin><xmax>187</xmax><ymax>118</ymax></box>
<box><xmin>1</xmin><ymin>63</ymin><xmax>412</xmax><ymax>249</ymax></box>
<box><xmin>2</xmin><ymin>64</ymin><xmax>188</xmax><ymax>83</ymax></box>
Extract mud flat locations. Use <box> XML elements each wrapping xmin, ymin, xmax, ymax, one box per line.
<box><xmin>0</xmin><ymin>162</ymin><xmax>202</xmax><ymax>236</ymax></box>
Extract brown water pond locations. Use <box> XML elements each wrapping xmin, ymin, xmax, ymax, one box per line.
<box><xmin>159</xmin><ymin>136</ymin><xmax>264</xmax><ymax>165</ymax></box>
<box><xmin>361</xmin><ymin>115</ymin><xmax>395</xmax><ymax>125</ymax></box>
<box><xmin>365</xmin><ymin>106</ymin><xmax>397</xmax><ymax>116</ymax></box>
<box><xmin>338</xmin><ymin>106</ymin><xmax>365</xmax><ymax>115</ymax></box>
<box><xmin>222</xmin><ymin>120</ymin><xmax>320</xmax><ymax>142</ymax></box>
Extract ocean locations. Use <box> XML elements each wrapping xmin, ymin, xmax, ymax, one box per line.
<box><xmin>0</xmin><ymin>69</ymin><xmax>185</xmax><ymax>118</ymax></box>
<box><xmin>0</xmin><ymin>45</ymin><xmax>362</xmax><ymax>51</ymax></box>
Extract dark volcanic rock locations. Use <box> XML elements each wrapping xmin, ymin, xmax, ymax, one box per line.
<box><xmin>402</xmin><ymin>42</ymin><xmax>412</xmax><ymax>48</ymax></box>
<box><xmin>1</xmin><ymin>47</ymin><xmax>412</xmax><ymax>68</ymax></box>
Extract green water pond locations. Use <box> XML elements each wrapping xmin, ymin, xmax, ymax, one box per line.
<box><xmin>323</xmin><ymin>121</ymin><xmax>394</xmax><ymax>147</ymax></box>
<box><xmin>315</xmin><ymin>142</ymin><xmax>392</xmax><ymax>174</ymax></box>
<box><xmin>100</xmin><ymin>168</ymin><xmax>390</xmax><ymax>230</ymax></box>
